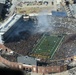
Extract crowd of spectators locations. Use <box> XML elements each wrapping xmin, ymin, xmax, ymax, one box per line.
<box><xmin>52</xmin><ymin>34</ymin><xmax>76</xmax><ymax>60</ymax></box>
<box><xmin>51</xmin><ymin>16</ymin><xmax>76</xmax><ymax>34</ymax></box>
<box><xmin>48</xmin><ymin>17</ymin><xmax>76</xmax><ymax>60</ymax></box>
<box><xmin>4</xmin><ymin>32</ymin><xmax>42</xmax><ymax>56</ymax></box>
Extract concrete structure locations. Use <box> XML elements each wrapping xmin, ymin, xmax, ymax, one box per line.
<box><xmin>0</xmin><ymin>0</ymin><xmax>6</xmax><ymax>4</ymax></box>
<box><xmin>17</xmin><ymin>56</ymin><xmax>37</xmax><ymax>65</ymax></box>
<box><xmin>16</xmin><ymin>0</ymin><xmax>61</xmax><ymax>14</ymax></box>
<box><xmin>0</xmin><ymin>14</ymin><xmax>22</xmax><ymax>43</ymax></box>
<box><xmin>0</xmin><ymin>3</ymin><xmax>4</xmax><ymax>16</ymax></box>
<box><xmin>60</xmin><ymin>0</ymin><xmax>75</xmax><ymax>17</ymax></box>
<box><xmin>0</xmin><ymin>56</ymin><xmax>68</xmax><ymax>74</ymax></box>
<box><xmin>0</xmin><ymin>0</ymin><xmax>6</xmax><ymax>16</ymax></box>
<box><xmin>0</xmin><ymin>53</ymin><xmax>76</xmax><ymax>74</ymax></box>
<box><xmin>69</xmin><ymin>4</ymin><xmax>76</xmax><ymax>18</ymax></box>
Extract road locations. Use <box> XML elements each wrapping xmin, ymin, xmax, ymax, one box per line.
<box><xmin>9</xmin><ymin>0</ymin><xmax>21</xmax><ymax>16</ymax></box>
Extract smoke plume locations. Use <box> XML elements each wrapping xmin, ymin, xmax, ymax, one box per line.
<box><xmin>34</xmin><ymin>12</ymin><xmax>54</xmax><ymax>34</ymax></box>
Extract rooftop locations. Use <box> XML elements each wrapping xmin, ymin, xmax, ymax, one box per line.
<box><xmin>0</xmin><ymin>0</ymin><xmax>6</xmax><ymax>4</ymax></box>
<box><xmin>0</xmin><ymin>3</ymin><xmax>4</xmax><ymax>15</ymax></box>
<box><xmin>17</xmin><ymin>56</ymin><xmax>37</xmax><ymax>65</ymax></box>
<box><xmin>0</xmin><ymin>14</ymin><xmax>22</xmax><ymax>35</ymax></box>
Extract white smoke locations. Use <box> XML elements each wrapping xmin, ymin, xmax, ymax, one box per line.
<box><xmin>9</xmin><ymin>0</ymin><xmax>21</xmax><ymax>15</ymax></box>
<box><xmin>34</xmin><ymin>12</ymin><xmax>54</xmax><ymax>34</ymax></box>
<box><xmin>9</xmin><ymin>0</ymin><xmax>16</xmax><ymax>15</ymax></box>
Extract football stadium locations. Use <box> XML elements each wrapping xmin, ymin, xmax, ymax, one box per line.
<box><xmin>0</xmin><ymin>15</ymin><xmax>76</xmax><ymax>74</ymax></box>
<box><xmin>0</xmin><ymin>0</ymin><xmax>76</xmax><ymax>74</ymax></box>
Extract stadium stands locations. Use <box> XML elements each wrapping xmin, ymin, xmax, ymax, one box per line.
<box><xmin>53</xmin><ymin>34</ymin><xmax>76</xmax><ymax>60</ymax></box>
<box><xmin>2</xmin><ymin>16</ymin><xmax>76</xmax><ymax>67</ymax></box>
<box><xmin>4</xmin><ymin>33</ymin><xmax>42</xmax><ymax>55</ymax></box>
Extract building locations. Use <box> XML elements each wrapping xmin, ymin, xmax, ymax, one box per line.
<box><xmin>0</xmin><ymin>14</ymin><xmax>22</xmax><ymax>43</ymax></box>
<box><xmin>0</xmin><ymin>0</ymin><xmax>12</xmax><ymax>19</ymax></box>
<box><xmin>0</xmin><ymin>0</ymin><xmax>6</xmax><ymax>17</ymax></box>
<box><xmin>17</xmin><ymin>56</ymin><xmax>37</xmax><ymax>66</ymax></box>
<box><xmin>74</xmin><ymin>0</ymin><xmax>76</xmax><ymax>3</ymax></box>
<box><xmin>0</xmin><ymin>55</ymin><xmax>68</xmax><ymax>74</ymax></box>
<box><xmin>69</xmin><ymin>4</ymin><xmax>76</xmax><ymax>18</ymax></box>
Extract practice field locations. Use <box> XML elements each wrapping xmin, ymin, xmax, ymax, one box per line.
<box><xmin>31</xmin><ymin>34</ymin><xmax>64</xmax><ymax>59</ymax></box>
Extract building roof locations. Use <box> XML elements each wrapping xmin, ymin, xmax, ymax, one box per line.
<box><xmin>17</xmin><ymin>56</ymin><xmax>37</xmax><ymax>65</ymax></box>
<box><xmin>0</xmin><ymin>3</ymin><xmax>4</xmax><ymax>15</ymax></box>
<box><xmin>19</xmin><ymin>0</ymin><xmax>54</xmax><ymax>2</ymax></box>
<box><xmin>0</xmin><ymin>0</ymin><xmax>6</xmax><ymax>4</ymax></box>
<box><xmin>0</xmin><ymin>14</ymin><xmax>22</xmax><ymax>35</ymax></box>
<box><xmin>69</xmin><ymin>4</ymin><xmax>76</xmax><ymax>18</ymax></box>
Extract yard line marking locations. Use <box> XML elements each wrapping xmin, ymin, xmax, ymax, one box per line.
<box><xmin>51</xmin><ymin>36</ymin><xmax>64</xmax><ymax>59</ymax></box>
<box><xmin>32</xmin><ymin>34</ymin><xmax>45</xmax><ymax>53</ymax></box>
<box><xmin>35</xmin><ymin>36</ymin><xmax>46</xmax><ymax>54</ymax></box>
<box><xmin>50</xmin><ymin>37</ymin><xmax>59</xmax><ymax>57</ymax></box>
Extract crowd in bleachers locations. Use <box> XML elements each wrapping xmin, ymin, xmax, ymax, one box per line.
<box><xmin>52</xmin><ymin>17</ymin><xmax>76</xmax><ymax>34</ymax></box>
<box><xmin>52</xmin><ymin>34</ymin><xmax>76</xmax><ymax>60</ymax></box>
<box><xmin>4</xmin><ymin>33</ymin><xmax>42</xmax><ymax>56</ymax></box>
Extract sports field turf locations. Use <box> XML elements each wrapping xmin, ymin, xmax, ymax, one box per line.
<box><xmin>32</xmin><ymin>34</ymin><xmax>64</xmax><ymax>59</ymax></box>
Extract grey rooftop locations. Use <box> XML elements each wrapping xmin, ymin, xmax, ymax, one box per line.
<box><xmin>0</xmin><ymin>0</ymin><xmax>6</xmax><ymax>4</ymax></box>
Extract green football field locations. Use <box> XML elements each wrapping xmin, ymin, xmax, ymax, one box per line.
<box><xmin>32</xmin><ymin>34</ymin><xmax>64</xmax><ymax>59</ymax></box>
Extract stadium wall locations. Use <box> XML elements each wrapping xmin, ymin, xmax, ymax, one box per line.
<box><xmin>1</xmin><ymin>55</ymin><xmax>76</xmax><ymax>74</ymax></box>
<box><xmin>0</xmin><ymin>45</ymin><xmax>75</xmax><ymax>74</ymax></box>
<box><xmin>0</xmin><ymin>43</ymin><xmax>75</xmax><ymax>74</ymax></box>
<box><xmin>0</xmin><ymin>56</ymin><xmax>68</xmax><ymax>74</ymax></box>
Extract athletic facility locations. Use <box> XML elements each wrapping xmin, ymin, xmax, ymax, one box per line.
<box><xmin>0</xmin><ymin>14</ymin><xmax>76</xmax><ymax>74</ymax></box>
<box><xmin>31</xmin><ymin>34</ymin><xmax>64</xmax><ymax>59</ymax></box>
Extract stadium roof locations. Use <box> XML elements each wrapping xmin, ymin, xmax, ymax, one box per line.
<box><xmin>17</xmin><ymin>56</ymin><xmax>37</xmax><ymax>65</ymax></box>
<box><xmin>0</xmin><ymin>14</ymin><xmax>22</xmax><ymax>35</ymax></box>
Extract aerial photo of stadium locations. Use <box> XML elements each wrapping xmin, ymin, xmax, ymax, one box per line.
<box><xmin>0</xmin><ymin>0</ymin><xmax>76</xmax><ymax>75</ymax></box>
<box><xmin>0</xmin><ymin>15</ymin><xmax>76</xmax><ymax>74</ymax></box>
